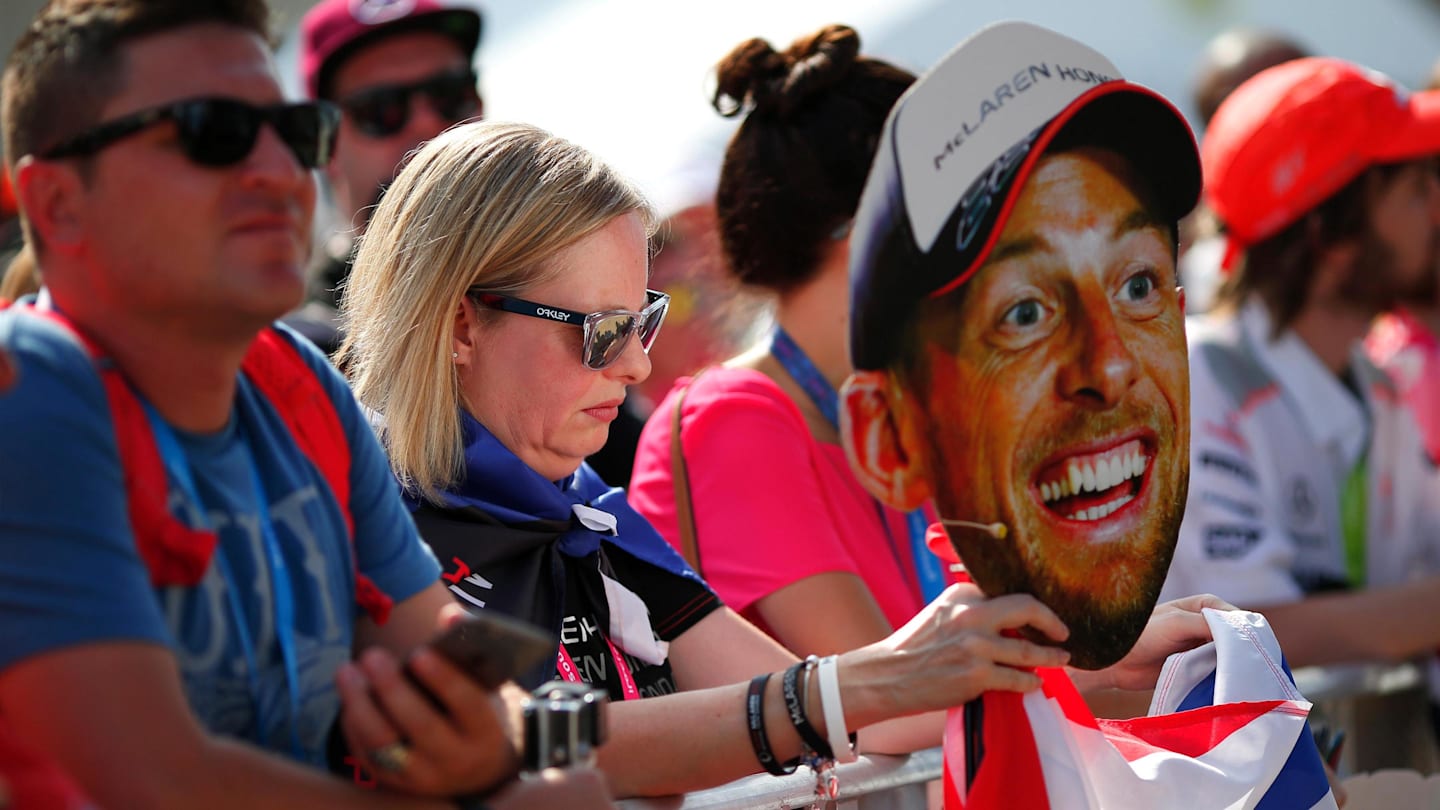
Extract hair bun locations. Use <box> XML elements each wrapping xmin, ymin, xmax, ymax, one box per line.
<box><xmin>712</xmin><ymin>24</ymin><xmax>860</xmax><ymax>119</ymax></box>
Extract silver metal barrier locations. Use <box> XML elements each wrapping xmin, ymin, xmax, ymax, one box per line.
<box><xmin>616</xmin><ymin>747</ymin><xmax>942</xmax><ymax>810</ymax></box>
<box><xmin>613</xmin><ymin>663</ymin><xmax>1438</xmax><ymax>806</ymax></box>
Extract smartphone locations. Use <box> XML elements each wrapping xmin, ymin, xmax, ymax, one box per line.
<box><xmin>421</xmin><ymin>611</ymin><xmax>557</xmax><ymax>690</ymax></box>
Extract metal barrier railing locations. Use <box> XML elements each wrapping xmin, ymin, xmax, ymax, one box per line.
<box><xmin>616</xmin><ymin>747</ymin><xmax>942</xmax><ymax>810</ymax></box>
<box><xmin>615</xmin><ymin>662</ymin><xmax>1438</xmax><ymax>808</ymax></box>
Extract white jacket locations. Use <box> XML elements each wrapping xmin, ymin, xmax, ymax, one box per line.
<box><xmin>1160</xmin><ymin>299</ymin><xmax>1440</xmax><ymax>605</ymax></box>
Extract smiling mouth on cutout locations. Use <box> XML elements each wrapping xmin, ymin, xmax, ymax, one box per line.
<box><xmin>1033</xmin><ymin>438</ymin><xmax>1150</xmax><ymax>523</ymax></box>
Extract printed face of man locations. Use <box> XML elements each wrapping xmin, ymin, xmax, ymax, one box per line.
<box><xmin>904</xmin><ymin>146</ymin><xmax>1189</xmax><ymax>669</ymax></box>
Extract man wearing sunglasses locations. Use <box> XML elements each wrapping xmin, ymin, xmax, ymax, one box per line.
<box><xmin>289</xmin><ymin>0</ymin><xmax>484</xmax><ymax>356</ymax></box>
<box><xmin>0</xmin><ymin>1</ymin><xmax>607</xmax><ymax>808</ymax></box>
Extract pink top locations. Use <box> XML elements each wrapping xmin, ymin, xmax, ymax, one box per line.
<box><xmin>1366</xmin><ymin>309</ymin><xmax>1440</xmax><ymax>463</ymax></box>
<box><xmin>627</xmin><ymin>367</ymin><xmax>932</xmax><ymax>635</ymax></box>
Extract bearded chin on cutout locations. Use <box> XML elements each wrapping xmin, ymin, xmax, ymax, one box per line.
<box><xmin>953</xmin><ymin>488</ymin><xmax>1185</xmax><ymax>671</ymax></box>
<box><xmin>931</xmin><ymin>438</ymin><xmax>1189</xmax><ymax>670</ymax></box>
<box><xmin>841</xmin><ymin>365</ymin><xmax>1190</xmax><ymax>672</ymax></box>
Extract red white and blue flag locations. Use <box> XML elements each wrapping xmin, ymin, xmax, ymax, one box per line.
<box><xmin>944</xmin><ymin>609</ymin><xmax>1337</xmax><ymax>809</ymax></box>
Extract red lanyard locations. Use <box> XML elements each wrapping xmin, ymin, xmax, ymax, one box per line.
<box><xmin>556</xmin><ymin>634</ymin><xmax>639</xmax><ymax>701</ymax></box>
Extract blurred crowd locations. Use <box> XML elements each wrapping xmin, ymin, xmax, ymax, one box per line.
<box><xmin>1</xmin><ymin>0</ymin><xmax>1440</xmax><ymax>807</ymax></box>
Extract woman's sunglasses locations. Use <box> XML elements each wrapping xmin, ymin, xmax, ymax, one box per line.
<box><xmin>338</xmin><ymin>69</ymin><xmax>481</xmax><ymax>138</ymax></box>
<box><xmin>40</xmin><ymin>97</ymin><xmax>340</xmax><ymax>169</ymax></box>
<box><xmin>469</xmin><ymin>288</ymin><xmax>670</xmax><ymax>371</ymax></box>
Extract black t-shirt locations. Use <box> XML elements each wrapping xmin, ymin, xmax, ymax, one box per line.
<box><xmin>557</xmin><ymin>543</ymin><xmax>719</xmax><ymax>699</ymax></box>
<box><xmin>412</xmin><ymin>502</ymin><xmax>721</xmax><ymax>698</ymax></box>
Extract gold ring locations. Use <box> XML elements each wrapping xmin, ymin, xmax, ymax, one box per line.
<box><xmin>369</xmin><ymin>741</ymin><xmax>412</xmax><ymax>773</ymax></box>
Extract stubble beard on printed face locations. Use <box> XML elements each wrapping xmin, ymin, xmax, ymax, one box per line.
<box><xmin>934</xmin><ymin>440</ymin><xmax>1188</xmax><ymax>671</ymax></box>
<box><xmin>1017</xmin><ymin>489</ymin><xmax>1184</xmax><ymax>670</ymax></box>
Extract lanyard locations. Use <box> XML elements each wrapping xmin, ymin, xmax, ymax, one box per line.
<box><xmin>1341</xmin><ymin>454</ymin><xmax>1368</xmax><ymax>587</ymax></box>
<box><xmin>141</xmin><ymin>400</ymin><xmax>306</xmax><ymax>761</ymax></box>
<box><xmin>770</xmin><ymin>328</ymin><xmax>948</xmax><ymax>603</ymax></box>
<box><xmin>556</xmin><ymin>636</ymin><xmax>639</xmax><ymax>700</ymax></box>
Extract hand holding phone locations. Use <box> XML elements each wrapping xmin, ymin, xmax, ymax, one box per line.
<box><xmin>420</xmin><ymin>610</ymin><xmax>557</xmax><ymax>691</ymax></box>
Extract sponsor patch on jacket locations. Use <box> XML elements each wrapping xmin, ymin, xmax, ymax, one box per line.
<box><xmin>1203</xmin><ymin>524</ymin><xmax>1262</xmax><ymax>559</ymax></box>
<box><xmin>1200</xmin><ymin>491</ymin><xmax>1260</xmax><ymax>519</ymax></box>
<box><xmin>1199</xmin><ymin>451</ymin><xmax>1257</xmax><ymax>484</ymax></box>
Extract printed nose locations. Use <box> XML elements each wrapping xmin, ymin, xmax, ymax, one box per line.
<box><xmin>1055</xmin><ymin>287</ymin><xmax>1138</xmax><ymax>409</ymax></box>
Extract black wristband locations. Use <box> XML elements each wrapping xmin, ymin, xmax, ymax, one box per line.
<box><xmin>783</xmin><ymin>660</ymin><xmax>832</xmax><ymax>759</ymax></box>
<box><xmin>746</xmin><ymin>673</ymin><xmax>797</xmax><ymax>776</ymax></box>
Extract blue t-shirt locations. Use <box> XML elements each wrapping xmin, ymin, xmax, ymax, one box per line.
<box><xmin>0</xmin><ymin>312</ymin><xmax>440</xmax><ymax>765</ymax></box>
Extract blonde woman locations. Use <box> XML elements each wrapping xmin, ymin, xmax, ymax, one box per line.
<box><xmin>339</xmin><ymin>120</ymin><xmax>1221</xmax><ymax>798</ymax></box>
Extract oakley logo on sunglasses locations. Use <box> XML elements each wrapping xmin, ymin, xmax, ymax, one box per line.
<box><xmin>535</xmin><ymin>307</ymin><xmax>573</xmax><ymax>322</ymax></box>
<box><xmin>39</xmin><ymin>97</ymin><xmax>341</xmax><ymax>169</ymax></box>
<box><xmin>469</xmin><ymin>288</ymin><xmax>670</xmax><ymax>371</ymax></box>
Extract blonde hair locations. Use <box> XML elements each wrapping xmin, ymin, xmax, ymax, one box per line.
<box><xmin>0</xmin><ymin>245</ymin><xmax>39</xmax><ymax>301</ymax></box>
<box><xmin>338</xmin><ymin>120</ymin><xmax>655</xmax><ymax>501</ymax></box>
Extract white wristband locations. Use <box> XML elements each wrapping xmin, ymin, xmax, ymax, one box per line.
<box><xmin>816</xmin><ymin>655</ymin><xmax>856</xmax><ymax>763</ymax></box>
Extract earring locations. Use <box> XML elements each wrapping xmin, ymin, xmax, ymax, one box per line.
<box><xmin>452</xmin><ymin>352</ymin><xmax>459</xmax><ymax>359</ymax></box>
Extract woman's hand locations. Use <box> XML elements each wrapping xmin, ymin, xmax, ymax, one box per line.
<box><xmin>839</xmin><ymin>583</ymin><xmax>1072</xmax><ymax>726</ymax></box>
<box><xmin>336</xmin><ymin>645</ymin><xmax>525</xmax><ymax>797</ymax></box>
<box><xmin>1080</xmin><ymin>593</ymin><xmax>1237</xmax><ymax>692</ymax></box>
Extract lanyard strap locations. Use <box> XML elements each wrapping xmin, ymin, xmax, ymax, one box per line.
<box><xmin>556</xmin><ymin>636</ymin><xmax>638</xmax><ymax>700</ymax></box>
<box><xmin>770</xmin><ymin>328</ymin><xmax>947</xmax><ymax>603</ymax></box>
<box><xmin>1341</xmin><ymin>454</ymin><xmax>1368</xmax><ymax>587</ymax></box>
<box><xmin>770</xmin><ymin>327</ymin><xmax>841</xmax><ymax>428</ymax></box>
<box><xmin>141</xmin><ymin>400</ymin><xmax>306</xmax><ymax>760</ymax></box>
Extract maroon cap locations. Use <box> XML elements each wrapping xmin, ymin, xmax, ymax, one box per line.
<box><xmin>300</xmin><ymin>0</ymin><xmax>483</xmax><ymax>99</ymax></box>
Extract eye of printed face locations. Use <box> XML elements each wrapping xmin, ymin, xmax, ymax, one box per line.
<box><xmin>1116</xmin><ymin>261</ymin><xmax>1171</xmax><ymax>320</ymax></box>
<box><xmin>1123</xmin><ymin>272</ymin><xmax>1154</xmax><ymax>302</ymax></box>
<box><xmin>1003</xmin><ymin>298</ymin><xmax>1045</xmax><ymax>328</ymax></box>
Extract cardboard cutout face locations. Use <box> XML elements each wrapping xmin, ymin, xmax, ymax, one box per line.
<box><xmin>843</xmin><ymin>22</ymin><xmax>1200</xmax><ymax>670</ymax></box>
<box><xmin>910</xmin><ymin>148</ymin><xmax>1186</xmax><ymax>669</ymax></box>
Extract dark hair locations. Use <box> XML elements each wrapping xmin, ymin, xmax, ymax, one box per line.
<box><xmin>711</xmin><ymin>24</ymin><xmax>914</xmax><ymax>294</ymax></box>
<box><xmin>1213</xmin><ymin>163</ymin><xmax>1401</xmax><ymax>335</ymax></box>
<box><xmin>3</xmin><ymin>0</ymin><xmax>272</xmax><ymax>166</ymax></box>
<box><xmin>1191</xmin><ymin>28</ymin><xmax>1308</xmax><ymax>126</ymax></box>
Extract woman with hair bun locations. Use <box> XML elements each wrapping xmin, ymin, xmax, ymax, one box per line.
<box><xmin>629</xmin><ymin>25</ymin><xmax>942</xmax><ymax>657</ymax></box>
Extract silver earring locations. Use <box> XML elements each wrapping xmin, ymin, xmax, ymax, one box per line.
<box><xmin>452</xmin><ymin>352</ymin><xmax>459</xmax><ymax>359</ymax></box>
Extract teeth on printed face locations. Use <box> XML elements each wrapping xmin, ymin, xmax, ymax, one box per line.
<box><xmin>1067</xmin><ymin>493</ymin><xmax>1135</xmax><ymax>522</ymax></box>
<box><xmin>1039</xmin><ymin>440</ymin><xmax>1148</xmax><ymax>506</ymax></box>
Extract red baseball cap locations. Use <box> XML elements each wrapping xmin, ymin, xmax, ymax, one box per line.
<box><xmin>1203</xmin><ymin>57</ymin><xmax>1440</xmax><ymax>259</ymax></box>
<box><xmin>300</xmin><ymin>0</ymin><xmax>483</xmax><ymax>100</ymax></box>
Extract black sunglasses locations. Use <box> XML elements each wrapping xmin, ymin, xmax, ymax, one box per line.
<box><xmin>40</xmin><ymin>97</ymin><xmax>340</xmax><ymax>169</ymax></box>
<box><xmin>469</xmin><ymin>288</ymin><xmax>670</xmax><ymax>371</ymax></box>
<box><xmin>339</xmin><ymin>69</ymin><xmax>481</xmax><ymax>138</ymax></box>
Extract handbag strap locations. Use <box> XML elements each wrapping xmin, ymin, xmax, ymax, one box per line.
<box><xmin>670</xmin><ymin>369</ymin><xmax>708</xmax><ymax>576</ymax></box>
